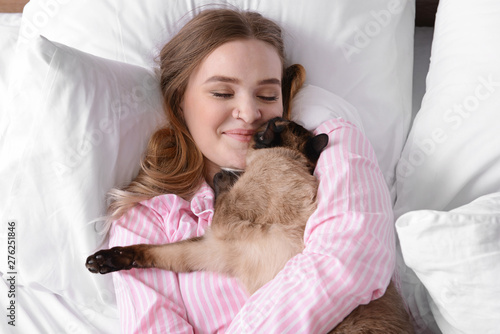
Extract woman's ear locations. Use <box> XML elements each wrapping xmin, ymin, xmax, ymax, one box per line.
<box><xmin>282</xmin><ymin>64</ymin><xmax>306</xmax><ymax>119</ymax></box>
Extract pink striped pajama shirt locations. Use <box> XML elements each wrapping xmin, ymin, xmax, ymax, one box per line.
<box><xmin>109</xmin><ymin>118</ymin><xmax>396</xmax><ymax>333</ymax></box>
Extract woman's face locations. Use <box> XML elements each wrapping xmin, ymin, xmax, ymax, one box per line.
<box><xmin>181</xmin><ymin>39</ymin><xmax>283</xmax><ymax>181</ymax></box>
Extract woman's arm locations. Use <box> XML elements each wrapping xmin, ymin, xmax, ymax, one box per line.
<box><xmin>109</xmin><ymin>200</ymin><xmax>194</xmax><ymax>334</ymax></box>
<box><xmin>226</xmin><ymin>118</ymin><xmax>395</xmax><ymax>333</ymax></box>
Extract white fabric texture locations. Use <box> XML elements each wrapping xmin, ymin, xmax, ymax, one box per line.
<box><xmin>291</xmin><ymin>84</ymin><xmax>365</xmax><ymax>132</ymax></box>
<box><xmin>394</xmin><ymin>0</ymin><xmax>500</xmax><ymax>333</ymax></box>
<box><xmin>0</xmin><ymin>13</ymin><xmax>22</xmax><ymax>115</ymax></box>
<box><xmin>395</xmin><ymin>0</ymin><xmax>500</xmax><ymax>215</ymax></box>
<box><xmin>396</xmin><ymin>192</ymin><xmax>500</xmax><ymax>334</ymax></box>
<box><xmin>0</xmin><ymin>36</ymin><xmax>165</xmax><ymax>333</ymax></box>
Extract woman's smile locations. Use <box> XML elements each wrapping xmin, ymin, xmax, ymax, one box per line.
<box><xmin>222</xmin><ymin>128</ymin><xmax>256</xmax><ymax>143</ymax></box>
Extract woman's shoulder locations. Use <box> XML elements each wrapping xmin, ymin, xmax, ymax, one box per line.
<box><xmin>108</xmin><ymin>193</ymin><xmax>188</xmax><ymax>246</ymax></box>
<box><xmin>109</xmin><ymin>183</ymin><xmax>215</xmax><ymax>245</ymax></box>
<box><xmin>139</xmin><ymin>192</ymin><xmax>185</xmax><ymax>214</ymax></box>
<box><xmin>314</xmin><ymin>117</ymin><xmax>362</xmax><ymax>135</ymax></box>
<box><xmin>137</xmin><ymin>181</ymin><xmax>215</xmax><ymax>215</ymax></box>
<box><xmin>110</xmin><ymin>193</ymin><xmax>181</xmax><ymax>233</ymax></box>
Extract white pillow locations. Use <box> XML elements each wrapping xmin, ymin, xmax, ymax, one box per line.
<box><xmin>396</xmin><ymin>192</ymin><xmax>500</xmax><ymax>334</ymax></box>
<box><xmin>394</xmin><ymin>0</ymin><xmax>500</xmax><ymax>216</ymax></box>
<box><xmin>18</xmin><ymin>0</ymin><xmax>415</xmax><ymax>197</ymax></box>
<box><xmin>291</xmin><ymin>84</ymin><xmax>365</xmax><ymax>133</ymax></box>
<box><xmin>0</xmin><ymin>35</ymin><xmax>164</xmax><ymax>315</ymax></box>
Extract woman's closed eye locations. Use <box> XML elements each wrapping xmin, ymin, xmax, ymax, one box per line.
<box><xmin>256</xmin><ymin>88</ymin><xmax>280</xmax><ymax>102</ymax></box>
<box><xmin>258</xmin><ymin>95</ymin><xmax>279</xmax><ymax>102</ymax></box>
<box><xmin>211</xmin><ymin>92</ymin><xmax>278</xmax><ymax>102</ymax></box>
<box><xmin>212</xmin><ymin>92</ymin><xmax>233</xmax><ymax>99</ymax></box>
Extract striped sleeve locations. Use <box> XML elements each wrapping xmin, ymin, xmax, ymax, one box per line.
<box><xmin>109</xmin><ymin>197</ymin><xmax>195</xmax><ymax>334</ymax></box>
<box><xmin>226</xmin><ymin>118</ymin><xmax>395</xmax><ymax>333</ymax></box>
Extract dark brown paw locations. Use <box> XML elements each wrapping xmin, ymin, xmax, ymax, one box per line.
<box><xmin>85</xmin><ymin>246</ymin><xmax>139</xmax><ymax>274</ymax></box>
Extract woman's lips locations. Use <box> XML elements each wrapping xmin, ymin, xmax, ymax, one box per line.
<box><xmin>223</xmin><ymin>129</ymin><xmax>255</xmax><ymax>142</ymax></box>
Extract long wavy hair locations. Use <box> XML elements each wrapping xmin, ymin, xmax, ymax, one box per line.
<box><xmin>105</xmin><ymin>9</ymin><xmax>305</xmax><ymax>224</ymax></box>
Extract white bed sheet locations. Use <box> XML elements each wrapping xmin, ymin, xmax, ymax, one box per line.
<box><xmin>0</xmin><ymin>279</ymin><xmax>118</xmax><ymax>333</ymax></box>
<box><xmin>0</xmin><ymin>12</ymin><xmax>119</xmax><ymax>334</ymax></box>
<box><xmin>0</xmin><ymin>13</ymin><xmax>22</xmax><ymax>115</ymax></box>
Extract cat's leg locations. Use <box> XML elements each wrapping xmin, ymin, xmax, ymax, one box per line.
<box><xmin>85</xmin><ymin>236</ymin><xmax>230</xmax><ymax>275</ymax></box>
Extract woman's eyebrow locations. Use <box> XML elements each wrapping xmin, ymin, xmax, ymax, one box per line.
<box><xmin>258</xmin><ymin>78</ymin><xmax>281</xmax><ymax>86</ymax></box>
<box><xmin>204</xmin><ymin>76</ymin><xmax>281</xmax><ymax>86</ymax></box>
<box><xmin>205</xmin><ymin>76</ymin><xmax>239</xmax><ymax>84</ymax></box>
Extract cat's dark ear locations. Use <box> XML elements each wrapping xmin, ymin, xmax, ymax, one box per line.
<box><xmin>259</xmin><ymin>119</ymin><xmax>277</xmax><ymax>145</ymax></box>
<box><xmin>312</xmin><ymin>134</ymin><xmax>329</xmax><ymax>153</ymax></box>
<box><xmin>257</xmin><ymin>118</ymin><xmax>284</xmax><ymax>147</ymax></box>
<box><xmin>305</xmin><ymin>133</ymin><xmax>329</xmax><ymax>163</ymax></box>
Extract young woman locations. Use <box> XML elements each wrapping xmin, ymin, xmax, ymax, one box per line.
<box><xmin>106</xmin><ymin>9</ymin><xmax>395</xmax><ymax>333</ymax></box>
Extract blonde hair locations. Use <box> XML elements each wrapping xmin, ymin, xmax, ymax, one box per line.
<box><xmin>105</xmin><ymin>9</ymin><xmax>305</xmax><ymax>224</ymax></box>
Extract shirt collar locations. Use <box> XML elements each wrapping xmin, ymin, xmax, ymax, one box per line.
<box><xmin>190</xmin><ymin>181</ymin><xmax>215</xmax><ymax>220</ymax></box>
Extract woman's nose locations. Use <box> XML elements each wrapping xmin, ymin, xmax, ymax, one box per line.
<box><xmin>233</xmin><ymin>96</ymin><xmax>261</xmax><ymax>123</ymax></box>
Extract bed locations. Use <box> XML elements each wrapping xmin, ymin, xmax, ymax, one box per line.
<box><xmin>1</xmin><ymin>0</ymin><xmax>499</xmax><ymax>333</ymax></box>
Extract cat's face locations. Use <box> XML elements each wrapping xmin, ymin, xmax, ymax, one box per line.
<box><xmin>252</xmin><ymin>117</ymin><xmax>329</xmax><ymax>166</ymax></box>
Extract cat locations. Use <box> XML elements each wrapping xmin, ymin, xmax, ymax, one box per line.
<box><xmin>86</xmin><ymin>117</ymin><xmax>328</xmax><ymax>292</ymax></box>
<box><xmin>86</xmin><ymin>117</ymin><xmax>414</xmax><ymax>333</ymax></box>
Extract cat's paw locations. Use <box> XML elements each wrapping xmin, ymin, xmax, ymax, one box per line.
<box><xmin>85</xmin><ymin>246</ymin><xmax>139</xmax><ymax>274</ymax></box>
